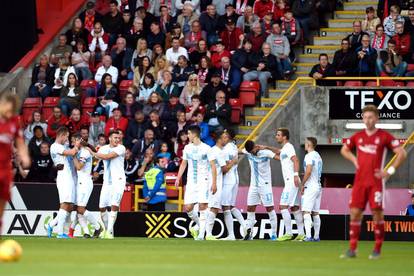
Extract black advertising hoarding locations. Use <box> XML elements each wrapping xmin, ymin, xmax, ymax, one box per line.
<box><xmin>329</xmin><ymin>88</ymin><xmax>414</xmax><ymax>119</ymax></box>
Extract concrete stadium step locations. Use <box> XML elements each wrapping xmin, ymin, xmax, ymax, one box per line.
<box><xmin>328</xmin><ymin>19</ymin><xmax>355</xmax><ymax>28</ymax></box>
<box><xmin>246</xmin><ymin>107</ymin><xmax>272</xmax><ymax>116</ymax></box>
<box><xmin>244</xmin><ymin>115</ymin><xmax>262</xmax><ymax>126</ymax></box>
<box><xmin>292</xmin><ymin>62</ymin><xmax>314</xmax><ymax>72</ymax></box>
<box><xmin>334</xmin><ymin>10</ymin><xmax>366</xmax><ymax>19</ymax></box>
<box><xmin>237</xmin><ymin>126</ymin><xmax>255</xmax><ymax>136</ymax></box>
<box><xmin>314</xmin><ymin>36</ymin><xmax>342</xmax><ymax>46</ymax></box>
<box><xmin>304</xmin><ymin>45</ymin><xmax>339</xmax><ymax>54</ymax></box>
<box><xmin>276</xmin><ymin>80</ymin><xmax>294</xmax><ymax>89</ymax></box>
<box><xmin>320</xmin><ymin>27</ymin><xmax>352</xmax><ymax>37</ymax></box>
<box><xmin>343</xmin><ymin>1</ymin><xmax>378</xmax><ymax>11</ymax></box>
<box><xmin>235</xmin><ymin>134</ymin><xmax>249</xmax><ymax>145</ymax></box>
<box><xmin>298</xmin><ymin>53</ymin><xmax>334</xmax><ymax>63</ymax></box>
<box><xmin>261</xmin><ymin>97</ymin><xmax>278</xmax><ymax>107</ymax></box>
<box><xmin>268</xmin><ymin>89</ymin><xmax>285</xmax><ymax>98</ymax></box>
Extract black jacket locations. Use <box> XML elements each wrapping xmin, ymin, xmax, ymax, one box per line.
<box><xmin>205</xmin><ymin>102</ymin><xmax>232</xmax><ymax>129</ymax></box>
<box><xmin>26</xmin><ymin>154</ymin><xmax>55</xmax><ymax>182</ymax></box>
<box><xmin>200</xmin><ymin>82</ymin><xmax>227</xmax><ymax>105</ymax></box>
<box><xmin>31</xmin><ymin>65</ymin><xmax>55</xmax><ymax>86</ymax></box>
<box><xmin>309</xmin><ymin>63</ymin><xmax>336</xmax><ymax>86</ymax></box>
<box><xmin>255</xmin><ymin>52</ymin><xmax>279</xmax><ymax>79</ymax></box>
<box><xmin>231</xmin><ymin>49</ymin><xmax>255</xmax><ymax>70</ymax></box>
<box><xmin>102</xmin><ymin>11</ymin><xmax>123</xmax><ymax>34</ymax></box>
<box><xmin>199</xmin><ymin>12</ymin><xmax>220</xmax><ymax>35</ymax></box>
<box><xmin>161</xmin><ymin>103</ymin><xmax>186</xmax><ymax>124</ymax></box>
<box><xmin>332</xmin><ymin>49</ymin><xmax>358</xmax><ymax>76</ymax></box>
<box><xmin>346</xmin><ymin>31</ymin><xmax>369</xmax><ymax>50</ymax></box>
<box><xmin>125</xmin><ymin>119</ymin><xmax>146</xmax><ymax>149</ymax></box>
<box><xmin>119</xmin><ymin>102</ymin><xmax>143</xmax><ymax>120</ymax></box>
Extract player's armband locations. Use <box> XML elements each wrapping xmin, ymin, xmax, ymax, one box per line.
<box><xmin>56</xmin><ymin>164</ymin><xmax>64</xmax><ymax>171</ymax></box>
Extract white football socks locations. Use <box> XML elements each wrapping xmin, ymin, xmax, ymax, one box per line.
<box><xmin>303</xmin><ymin>213</ymin><xmax>312</xmax><ymax>239</ymax></box>
<box><xmin>198</xmin><ymin>210</ymin><xmax>207</xmax><ymax>239</ymax></box>
<box><xmin>205</xmin><ymin>210</ymin><xmax>217</xmax><ymax>237</ymax></box>
<box><xmin>293</xmin><ymin>210</ymin><xmax>305</xmax><ymax>235</ymax></box>
<box><xmin>224</xmin><ymin>210</ymin><xmax>235</xmax><ymax>238</ymax></box>
<box><xmin>267</xmin><ymin>210</ymin><xmax>277</xmax><ymax>237</ymax></box>
<box><xmin>49</xmin><ymin>215</ymin><xmax>58</xmax><ymax>228</ymax></box>
<box><xmin>78</xmin><ymin>213</ymin><xmax>89</xmax><ymax>234</ymax></box>
<box><xmin>246</xmin><ymin>212</ymin><xmax>255</xmax><ymax>229</ymax></box>
<box><xmin>187</xmin><ymin>210</ymin><xmax>200</xmax><ymax>230</ymax></box>
<box><xmin>84</xmin><ymin>210</ymin><xmax>100</xmax><ymax>230</ymax></box>
<box><xmin>70</xmin><ymin>211</ymin><xmax>78</xmax><ymax>229</ymax></box>
<box><xmin>106</xmin><ymin>211</ymin><xmax>118</xmax><ymax>235</ymax></box>
<box><xmin>313</xmin><ymin>215</ymin><xmax>321</xmax><ymax>240</ymax></box>
<box><xmin>101</xmin><ymin>211</ymin><xmax>108</xmax><ymax>230</ymax></box>
<box><xmin>281</xmin><ymin>209</ymin><xmax>292</xmax><ymax>235</ymax></box>
<box><xmin>56</xmin><ymin>209</ymin><xmax>69</xmax><ymax>235</ymax></box>
<box><xmin>231</xmin><ymin>208</ymin><xmax>246</xmax><ymax>228</ymax></box>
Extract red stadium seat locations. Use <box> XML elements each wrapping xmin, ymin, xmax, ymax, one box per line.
<box><xmin>407</xmin><ymin>64</ymin><xmax>414</xmax><ymax>72</ymax></box>
<box><xmin>239</xmin><ymin>91</ymin><xmax>256</xmax><ymax>106</ymax></box>
<box><xmin>119</xmin><ymin>80</ymin><xmax>133</xmax><ymax>99</ymax></box>
<box><xmin>22</xmin><ymin>98</ymin><xmax>42</xmax><ymax>125</ymax></box>
<box><xmin>80</xmin><ymin>79</ymin><xmax>97</xmax><ymax>100</ymax></box>
<box><xmin>406</xmin><ymin>81</ymin><xmax>414</xmax><ymax>87</ymax></box>
<box><xmin>380</xmin><ymin>79</ymin><xmax>404</xmax><ymax>86</ymax></box>
<box><xmin>344</xmin><ymin>81</ymin><xmax>363</xmax><ymax>87</ymax></box>
<box><xmin>365</xmin><ymin>81</ymin><xmax>378</xmax><ymax>86</ymax></box>
<box><xmin>239</xmin><ymin>81</ymin><xmax>260</xmax><ymax>97</ymax></box>
<box><xmin>42</xmin><ymin>97</ymin><xmax>60</xmax><ymax>121</ymax></box>
<box><xmin>82</xmin><ymin>97</ymin><xmax>97</xmax><ymax>114</ymax></box>
<box><xmin>229</xmin><ymin>98</ymin><xmax>242</xmax><ymax>123</ymax></box>
<box><xmin>165</xmin><ymin>172</ymin><xmax>179</xmax><ymax>198</ymax></box>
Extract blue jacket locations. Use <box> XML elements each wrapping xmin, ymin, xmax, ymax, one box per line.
<box><xmin>143</xmin><ymin>166</ymin><xmax>167</xmax><ymax>204</ymax></box>
<box><xmin>406</xmin><ymin>204</ymin><xmax>414</xmax><ymax>216</ymax></box>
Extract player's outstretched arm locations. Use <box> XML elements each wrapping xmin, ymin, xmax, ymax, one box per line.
<box><xmin>340</xmin><ymin>145</ymin><xmax>358</xmax><ymax>170</ymax></box>
<box><xmin>175</xmin><ymin>160</ymin><xmax>187</xmax><ymax>187</ymax></box>
<box><xmin>92</xmin><ymin>151</ymin><xmax>119</xmax><ymax>160</ymax></box>
<box><xmin>62</xmin><ymin>147</ymin><xmax>80</xmax><ymax>157</ymax></box>
<box><xmin>15</xmin><ymin>137</ymin><xmax>31</xmax><ymax>169</ymax></box>
<box><xmin>258</xmin><ymin>145</ymin><xmax>281</xmax><ymax>154</ymax></box>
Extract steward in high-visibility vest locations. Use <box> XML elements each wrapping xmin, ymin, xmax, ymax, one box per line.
<box><xmin>143</xmin><ymin>157</ymin><xmax>168</xmax><ymax>211</ymax></box>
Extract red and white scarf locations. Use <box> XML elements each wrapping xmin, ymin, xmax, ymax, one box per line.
<box><xmin>236</xmin><ymin>0</ymin><xmax>248</xmax><ymax>15</ymax></box>
<box><xmin>281</xmin><ymin>17</ymin><xmax>296</xmax><ymax>36</ymax></box>
<box><xmin>84</xmin><ymin>14</ymin><xmax>95</xmax><ymax>32</ymax></box>
<box><xmin>372</xmin><ymin>35</ymin><xmax>386</xmax><ymax>49</ymax></box>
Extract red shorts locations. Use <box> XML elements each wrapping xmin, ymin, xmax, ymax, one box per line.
<box><xmin>349</xmin><ymin>182</ymin><xmax>383</xmax><ymax>211</ymax></box>
<box><xmin>0</xmin><ymin>172</ymin><xmax>12</xmax><ymax>202</ymax></box>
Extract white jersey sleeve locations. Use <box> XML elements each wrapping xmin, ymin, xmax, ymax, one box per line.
<box><xmin>79</xmin><ymin>148</ymin><xmax>91</xmax><ymax>163</ymax></box>
<box><xmin>182</xmin><ymin>145</ymin><xmax>190</xmax><ymax>161</ymax></box>
<box><xmin>284</xmin><ymin>143</ymin><xmax>296</xmax><ymax>159</ymax></box>
<box><xmin>259</xmin><ymin>149</ymin><xmax>276</xmax><ymax>159</ymax></box>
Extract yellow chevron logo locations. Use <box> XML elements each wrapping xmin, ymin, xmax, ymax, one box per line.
<box><xmin>145</xmin><ymin>213</ymin><xmax>171</xmax><ymax>238</ymax></box>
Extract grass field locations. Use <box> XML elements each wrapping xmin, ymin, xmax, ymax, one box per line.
<box><xmin>0</xmin><ymin>238</ymin><xmax>413</xmax><ymax>275</ymax></box>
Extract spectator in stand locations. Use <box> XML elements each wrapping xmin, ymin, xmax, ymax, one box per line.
<box><xmin>200</xmin><ymin>72</ymin><xmax>227</xmax><ymax>105</ymax></box>
<box><xmin>28</xmin><ymin>54</ymin><xmax>55</xmax><ymax>100</ymax></box>
<box><xmin>200</xmin><ymin>5</ymin><xmax>220</xmax><ymax>45</ymax></box>
<box><xmin>79</xmin><ymin>1</ymin><xmax>102</xmax><ymax>32</ymax></box>
<box><xmin>148</xmin><ymin>22</ymin><xmax>167</xmax><ymax>49</ymax></box>
<box><xmin>153</xmin><ymin>56</ymin><xmax>172</xmax><ymax>84</ymax></box>
<box><xmin>120</xmin><ymin>92</ymin><xmax>143</xmax><ymax>120</ymax></box>
<box><xmin>125</xmin><ymin>17</ymin><xmax>145</xmax><ymax>49</ymax></box>
<box><xmin>120</xmin><ymin>9</ymin><xmax>133</xmax><ymax>36</ymax></box>
<box><xmin>50</xmin><ymin>34</ymin><xmax>73</xmax><ymax>66</ymax></box>
<box><xmin>273</xmin><ymin>0</ymin><xmax>289</xmax><ymax>22</ymax></box>
<box><xmin>172</xmin><ymin>55</ymin><xmax>195</xmax><ymax>91</ymax></box>
<box><xmin>383</xmin><ymin>5</ymin><xmax>404</xmax><ymax>37</ymax></box>
<box><xmin>65</xmin><ymin>108</ymin><xmax>90</xmax><ymax>135</ymax></box>
<box><xmin>152</xmin><ymin>43</ymin><xmax>165</xmax><ymax>61</ymax></box>
<box><xmin>185</xmin><ymin>94</ymin><xmax>206</xmax><ymax>121</ymax></box>
<box><xmin>243</xmin><ymin>43</ymin><xmax>278</xmax><ymax>96</ymax></box>
<box><xmin>97</xmin><ymin>73</ymin><xmax>118</xmax><ymax>100</ymax></box>
<box><xmin>211</xmin><ymin>40</ymin><xmax>231</xmax><ymax>68</ymax></box>
<box><xmin>24</xmin><ymin>111</ymin><xmax>48</xmax><ymax>144</ymax></box>
<box><xmin>125</xmin><ymin>148</ymin><xmax>140</xmax><ymax>184</ymax></box>
<box><xmin>175</xmin><ymin>129</ymin><xmax>189</xmax><ymax>162</ymax></box>
<box><xmin>392</xmin><ymin>21</ymin><xmax>411</xmax><ymax>62</ymax></box>
<box><xmin>247</xmin><ymin>21</ymin><xmax>266</xmax><ymax>53</ymax></box>
<box><xmin>95</xmin><ymin>55</ymin><xmax>119</xmax><ymax>84</ymax></box>
<box><xmin>102</xmin><ymin>0</ymin><xmax>123</xmax><ymax>46</ymax></box>
<box><xmin>176</xmin><ymin>0</ymin><xmax>201</xmax><ymax>15</ymax></box>
<box><xmin>346</xmin><ymin>21</ymin><xmax>369</xmax><ymax>50</ymax></box>
<box><xmin>125</xmin><ymin>110</ymin><xmax>146</xmax><ymax>148</ymax></box>
<box><xmin>185</xmin><ymin>20</ymin><xmax>207</xmax><ymax>52</ymax></box>
<box><xmin>65</xmin><ymin>17</ymin><xmax>89</xmax><ymax>51</ymax></box>
<box><xmin>362</xmin><ymin>7</ymin><xmax>381</xmax><ymax>34</ymax></box>
<box><xmin>355</xmin><ymin>35</ymin><xmax>378</xmax><ymax>77</ymax></box>
<box><xmin>197</xmin><ymin>56</ymin><xmax>213</xmax><ymax>87</ymax></box>
<box><xmin>281</xmin><ymin>10</ymin><xmax>301</xmax><ymax>62</ymax></box>
<box><xmin>158</xmin><ymin>5</ymin><xmax>174</xmax><ymax>34</ymax></box>
<box><xmin>168</xmin><ymin>110</ymin><xmax>190</xmax><ymax>138</ymax></box>
<box><xmin>253</xmin><ymin>0</ymin><xmax>274</xmax><ymax>19</ymax></box>
<box><xmin>189</xmin><ymin>39</ymin><xmax>211</xmax><ymax>67</ymax></box>
<box><xmin>266</xmin><ymin>23</ymin><xmax>293</xmax><ymax>80</ymax></box>
<box><xmin>111</xmin><ymin>37</ymin><xmax>133</xmax><ymax>81</ymax></box>
<box><xmin>176</xmin><ymin>3</ymin><xmax>199</xmax><ymax>36</ymax></box>
<box><xmin>134</xmin><ymin>6</ymin><xmax>157</xmax><ymax>36</ymax></box>
<box><xmin>261</xmin><ymin>11</ymin><xmax>274</xmax><ymax>35</ymax></box>
<box><xmin>404</xmin><ymin>7</ymin><xmax>414</xmax><ymax>34</ymax></box>
<box><xmin>72</xmin><ymin>40</ymin><xmax>92</xmax><ymax>81</ymax></box>
<box><xmin>52</xmin><ymin>59</ymin><xmax>76</xmax><ymax>95</ymax></box>
<box><xmin>88</xmin><ymin>22</ymin><xmax>109</xmax><ymax>64</ymax></box>
<box><xmin>143</xmin><ymin>92</ymin><xmax>165</xmax><ymax>116</ymax></box>
<box><xmin>236</xmin><ymin>6</ymin><xmax>259</xmax><ymax>34</ymax></box>
<box><xmin>212</xmin><ymin>0</ymin><xmax>233</xmax><ymax>16</ymax></box>
<box><xmin>137</xmin><ymin>147</ymin><xmax>155</xmax><ymax>179</ymax></box>
<box><xmin>371</xmin><ymin>24</ymin><xmax>390</xmax><ymax>53</ymax></box>
<box><xmin>332</xmin><ymin>39</ymin><xmax>358</xmax><ymax>77</ymax></box>
<box><xmin>28</xmin><ymin>126</ymin><xmax>50</xmax><ymax>157</ymax></box>
<box><xmin>46</xmin><ymin>107</ymin><xmax>68</xmax><ymax>139</ymax></box>
<box><xmin>165</xmin><ymin>23</ymin><xmax>185</xmax><ymax>50</ymax></box>
<box><xmin>156</xmin><ymin>71</ymin><xmax>180</xmax><ymax>101</ymax></box>
<box><xmin>218</xmin><ymin>4</ymin><xmax>239</xmax><ymax>32</ymax></box>
<box><xmin>180</xmin><ymin>74</ymin><xmax>202</xmax><ymax>106</ymax></box>
<box><xmin>79</xmin><ymin>127</ymin><xmax>95</xmax><ymax>149</ymax></box>
<box><xmin>138</xmin><ymin>73</ymin><xmax>157</xmax><ymax>103</ymax></box>
<box><xmin>133</xmin><ymin>56</ymin><xmax>155</xmax><ymax>87</ymax></box>
<box><xmin>193</xmin><ymin>111</ymin><xmax>215</xmax><ymax>146</ymax></box>
<box><xmin>309</xmin><ymin>53</ymin><xmax>336</xmax><ymax>86</ymax></box>
<box><xmin>291</xmin><ymin>0</ymin><xmax>315</xmax><ymax>44</ymax></box>
<box><xmin>405</xmin><ymin>194</ymin><xmax>414</xmax><ymax>216</ymax></box>
<box><xmin>59</xmin><ymin>73</ymin><xmax>82</xmax><ymax>116</ymax></box>
<box><xmin>104</xmin><ymin>108</ymin><xmax>129</xmax><ymax>136</ymax></box>
<box><xmin>220</xmin><ymin>18</ymin><xmax>244</xmax><ymax>52</ymax></box>
<box><xmin>132</xmin><ymin>128</ymin><xmax>161</xmax><ymax>161</ymax></box>
<box><xmin>205</xmin><ymin>90</ymin><xmax>231</xmax><ymax>133</ymax></box>
<box><xmin>231</xmin><ymin>39</ymin><xmax>253</xmax><ymax>80</ymax></box>
<box><xmin>148</xmin><ymin>109</ymin><xmax>170</xmax><ymax>141</ymax></box>
<box><xmin>26</xmin><ymin>142</ymin><xmax>55</xmax><ymax>183</ymax></box>
<box><xmin>88</xmin><ymin>111</ymin><xmax>106</xmax><ymax>146</ymax></box>
<box><xmin>166</xmin><ymin>37</ymin><xmax>189</xmax><ymax>66</ymax></box>
<box><xmin>218</xmin><ymin>56</ymin><xmax>241</xmax><ymax>98</ymax></box>
<box><xmin>376</xmin><ymin>39</ymin><xmax>408</xmax><ymax>76</ymax></box>
<box><xmin>96</xmin><ymin>95</ymin><xmax>120</xmax><ymax>118</ymax></box>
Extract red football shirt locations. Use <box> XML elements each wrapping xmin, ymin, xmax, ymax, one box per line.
<box><xmin>345</xmin><ymin>129</ymin><xmax>400</xmax><ymax>186</ymax></box>
<box><xmin>0</xmin><ymin>116</ymin><xmax>23</xmax><ymax>169</ymax></box>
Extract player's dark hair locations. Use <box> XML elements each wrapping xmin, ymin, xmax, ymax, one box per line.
<box><xmin>33</xmin><ymin>125</ymin><xmax>44</xmax><ymax>133</ymax></box>
<box><xmin>98</xmin><ymin>134</ymin><xmax>106</xmax><ymax>140</ymax></box>
<box><xmin>56</xmin><ymin>127</ymin><xmax>69</xmax><ymax>137</ymax></box>
<box><xmin>277</xmin><ymin>128</ymin><xmax>290</xmax><ymax>140</ymax></box>
<box><xmin>187</xmin><ymin>125</ymin><xmax>201</xmax><ymax>138</ymax></box>
<box><xmin>306</xmin><ymin>137</ymin><xmax>317</xmax><ymax>148</ymax></box>
<box><xmin>362</xmin><ymin>104</ymin><xmax>379</xmax><ymax>117</ymax></box>
<box><xmin>245</xmin><ymin>140</ymin><xmax>255</xmax><ymax>153</ymax></box>
<box><xmin>220</xmin><ymin>128</ymin><xmax>235</xmax><ymax>139</ymax></box>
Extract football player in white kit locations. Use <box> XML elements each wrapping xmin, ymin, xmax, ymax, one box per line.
<box><xmin>274</xmin><ymin>128</ymin><xmax>305</xmax><ymax>241</ymax></box>
<box><xmin>48</xmin><ymin>127</ymin><xmax>79</xmax><ymax>239</ymax></box>
<box><xmin>220</xmin><ymin>130</ymin><xmax>246</xmax><ymax>240</ymax></box>
<box><xmin>301</xmin><ymin>137</ymin><xmax>323</xmax><ymax>242</ymax></box>
<box><xmin>241</xmin><ymin>140</ymin><xmax>278</xmax><ymax>241</ymax></box>
<box><xmin>72</xmin><ymin>134</ymin><xmax>103</xmax><ymax>238</ymax></box>
<box><xmin>175</xmin><ymin>125</ymin><xmax>217</xmax><ymax>240</ymax></box>
<box><xmin>88</xmin><ymin>130</ymin><xmax>126</xmax><ymax>239</ymax></box>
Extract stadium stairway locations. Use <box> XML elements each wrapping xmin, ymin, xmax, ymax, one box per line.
<box><xmin>235</xmin><ymin>0</ymin><xmax>379</xmax><ymax>145</ymax></box>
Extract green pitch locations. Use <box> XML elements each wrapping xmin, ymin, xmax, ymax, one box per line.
<box><xmin>0</xmin><ymin>238</ymin><xmax>413</xmax><ymax>275</ymax></box>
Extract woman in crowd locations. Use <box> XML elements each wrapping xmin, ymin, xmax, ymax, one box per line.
<box><xmin>137</xmin><ymin>73</ymin><xmax>157</xmax><ymax>103</ymax></box>
<box><xmin>189</xmin><ymin>39</ymin><xmax>211</xmax><ymax>68</ymax></box>
<box><xmin>119</xmin><ymin>92</ymin><xmax>143</xmax><ymax>120</ymax></box>
<box><xmin>59</xmin><ymin>73</ymin><xmax>82</xmax><ymax>116</ymax></box>
<box><xmin>174</xmin><ymin>129</ymin><xmax>188</xmax><ymax>163</ymax></box>
<box><xmin>28</xmin><ymin>54</ymin><xmax>55</xmax><ymax>100</ymax></box>
<box><xmin>24</xmin><ymin>111</ymin><xmax>48</xmax><ymax>144</ymax></box>
<box><xmin>153</xmin><ymin>55</ymin><xmax>172</xmax><ymax>84</ymax></box>
<box><xmin>133</xmin><ymin>56</ymin><xmax>154</xmax><ymax>87</ymax></box>
<box><xmin>52</xmin><ymin>58</ymin><xmax>76</xmax><ymax>96</ymax></box>
<box><xmin>362</xmin><ymin>7</ymin><xmax>381</xmax><ymax>34</ymax></box>
<box><xmin>71</xmin><ymin>39</ymin><xmax>92</xmax><ymax>81</ymax></box>
<box><xmin>180</xmin><ymin>74</ymin><xmax>202</xmax><ymax>106</ymax></box>
<box><xmin>166</xmin><ymin>23</ymin><xmax>185</xmax><ymax>49</ymax></box>
<box><xmin>125</xmin><ymin>17</ymin><xmax>145</xmax><ymax>49</ymax></box>
<box><xmin>130</xmin><ymin>38</ymin><xmax>153</xmax><ymax>77</ymax></box>
<box><xmin>65</xmin><ymin>17</ymin><xmax>89</xmax><ymax>51</ymax></box>
<box><xmin>28</xmin><ymin>126</ymin><xmax>50</xmax><ymax>158</ymax></box>
<box><xmin>98</xmin><ymin>73</ymin><xmax>118</xmax><ymax>100</ymax></box>
<box><xmin>197</xmin><ymin>56</ymin><xmax>213</xmax><ymax>87</ymax></box>
<box><xmin>143</xmin><ymin>92</ymin><xmax>165</xmax><ymax>116</ymax></box>
<box><xmin>152</xmin><ymin>44</ymin><xmax>165</xmax><ymax>61</ymax></box>
<box><xmin>172</xmin><ymin>55</ymin><xmax>194</xmax><ymax>91</ymax></box>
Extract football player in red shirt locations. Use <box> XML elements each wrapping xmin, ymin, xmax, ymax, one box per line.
<box><xmin>0</xmin><ymin>93</ymin><xmax>30</xmax><ymax>236</ymax></box>
<box><xmin>340</xmin><ymin>105</ymin><xmax>407</xmax><ymax>259</ymax></box>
